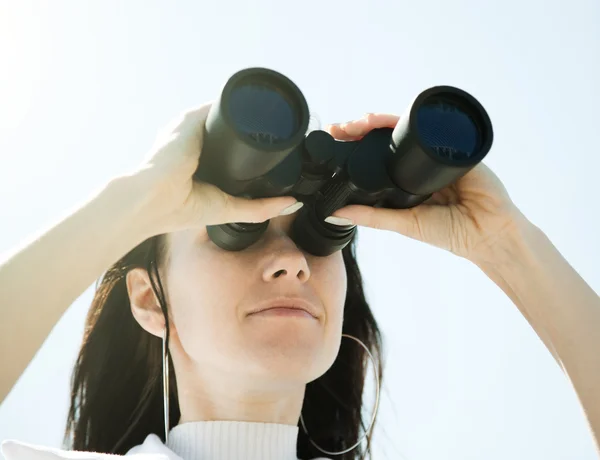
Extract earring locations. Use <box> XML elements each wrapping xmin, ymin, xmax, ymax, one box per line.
<box><xmin>299</xmin><ymin>333</ymin><xmax>381</xmax><ymax>456</ymax></box>
<box><xmin>162</xmin><ymin>328</ymin><xmax>170</xmax><ymax>444</ymax></box>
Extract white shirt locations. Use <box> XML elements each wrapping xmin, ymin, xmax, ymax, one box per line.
<box><xmin>1</xmin><ymin>420</ymin><xmax>331</xmax><ymax>460</ymax></box>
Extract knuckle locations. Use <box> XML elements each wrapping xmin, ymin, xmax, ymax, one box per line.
<box><xmin>363</xmin><ymin>113</ymin><xmax>376</xmax><ymax>124</ymax></box>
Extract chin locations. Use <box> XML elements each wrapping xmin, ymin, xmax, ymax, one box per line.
<box><xmin>241</xmin><ymin>339</ymin><xmax>333</xmax><ymax>383</ymax></box>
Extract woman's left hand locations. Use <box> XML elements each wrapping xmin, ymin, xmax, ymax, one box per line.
<box><xmin>325</xmin><ymin>113</ymin><xmax>529</xmax><ymax>265</ymax></box>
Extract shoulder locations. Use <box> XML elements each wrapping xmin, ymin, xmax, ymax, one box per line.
<box><xmin>1</xmin><ymin>435</ymin><xmax>175</xmax><ymax>460</ymax></box>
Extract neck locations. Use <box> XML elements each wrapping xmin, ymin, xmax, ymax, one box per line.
<box><xmin>174</xmin><ymin>361</ymin><xmax>307</xmax><ymax>426</ymax></box>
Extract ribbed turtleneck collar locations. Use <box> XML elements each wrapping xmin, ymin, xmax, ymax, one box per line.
<box><xmin>165</xmin><ymin>421</ymin><xmax>300</xmax><ymax>460</ymax></box>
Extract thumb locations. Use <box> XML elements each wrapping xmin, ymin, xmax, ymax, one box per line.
<box><xmin>220</xmin><ymin>195</ymin><xmax>304</xmax><ymax>225</ymax></box>
<box><xmin>198</xmin><ymin>182</ymin><xmax>303</xmax><ymax>226</ymax></box>
<box><xmin>327</xmin><ymin>204</ymin><xmax>430</xmax><ymax>242</ymax></box>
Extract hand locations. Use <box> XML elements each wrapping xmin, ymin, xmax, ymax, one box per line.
<box><xmin>131</xmin><ymin>103</ymin><xmax>300</xmax><ymax>236</ymax></box>
<box><xmin>325</xmin><ymin>113</ymin><xmax>528</xmax><ymax>264</ymax></box>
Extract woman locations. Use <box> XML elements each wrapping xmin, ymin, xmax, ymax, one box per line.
<box><xmin>0</xmin><ymin>104</ymin><xmax>598</xmax><ymax>460</ymax></box>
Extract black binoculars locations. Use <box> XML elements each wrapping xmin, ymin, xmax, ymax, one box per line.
<box><xmin>193</xmin><ymin>67</ymin><xmax>493</xmax><ymax>257</ymax></box>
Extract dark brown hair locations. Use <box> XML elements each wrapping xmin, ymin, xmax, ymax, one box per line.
<box><xmin>64</xmin><ymin>233</ymin><xmax>384</xmax><ymax>459</ymax></box>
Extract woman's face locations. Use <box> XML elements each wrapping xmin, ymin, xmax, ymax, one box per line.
<box><xmin>159</xmin><ymin>213</ymin><xmax>347</xmax><ymax>389</ymax></box>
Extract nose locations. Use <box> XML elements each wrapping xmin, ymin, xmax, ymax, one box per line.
<box><xmin>262</xmin><ymin>246</ymin><xmax>311</xmax><ymax>283</ymax></box>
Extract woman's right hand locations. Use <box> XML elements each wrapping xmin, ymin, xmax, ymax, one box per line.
<box><xmin>132</xmin><ymin>103</ymin><xmax>301</xmax><ymax>236</ymax></box>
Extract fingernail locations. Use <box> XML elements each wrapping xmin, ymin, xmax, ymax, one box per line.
<box><xmin>279</xmin><ymin>201</ymin><xmax>304</xmax><ymax>216</ymax></box>
<box><xmin>325</xmin><ymin>216</ymin><xmax>354</xmax><ymax>226</ymax></box>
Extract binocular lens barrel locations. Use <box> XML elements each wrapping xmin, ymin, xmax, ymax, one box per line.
<box><xmin>228</xmin><ymin>82</ymin><xmax>300</xmax><ymax>145</ymax></box>
<box><xmin>417</xmin><ymin>96</ymin><xmax>482</xmax><ymax>161</ymax></box>
<box><xmin>197</xmin><ymin>69</ymin><xmax>310</xmax><ymax>252</ymax></box>
<box><xmin>195</xmin><ymin>69</ymin><xmax>310</xmax><ymax>190</ymax></box>
<box><xmin>388</xmin><ymin>88</ymin><xmax>493</xmax><ymax>196</ymax></box>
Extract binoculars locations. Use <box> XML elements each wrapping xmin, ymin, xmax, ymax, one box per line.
<box><xmin>194</xmin><ymin>68</ymin><xmax>493</xmax><ymax>257</ymax></box>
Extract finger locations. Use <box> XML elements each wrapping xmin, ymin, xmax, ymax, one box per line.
<box><xmin>362</xmin><ymin>113</ymin><xmax>400</xmax><ymax>128</ymax></box>
<box><xmin>326</xmin><ymin>204</ymin><xmax>425</xmax><ymax>241</ymax></box>
<box><xmin>201</xmin><ymin>184</ymin><xmax>302</xmax><ymax>225</ymax></box>
<box><xmin>156</xmin><ymin>103</ymin><xmax>213</xmax><ymax>143</ymax></box>
<box><xmin>326</xmin><ymin>113</ymin><xmax>400</xmax><ymax>140</ymax></box>
<box><xmin>176</xmin><ymin>103</ymin><xmax>213</xmax><ymax>130</ymax></box>
<box><xmin>326</xmin><ymin>121</ymin><xmax>368</xmax><ymax>141</ymax></box>
<box><xmin>223</xmin><ymin>195</ymin><xmax>303</xmax><ymax>224</ymax></box>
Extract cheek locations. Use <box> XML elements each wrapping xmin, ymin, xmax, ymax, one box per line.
<box><xmin>307</xmin><ymin>251</ymin><xmax>348</xmax><ymax>378</ymax></box>
<box><xmin>322</xmin><ymin>251</ymin><xmax>347</xmax><ymax>314</ymax></box>
<box><xmin>316</xmin><ymin>252</ymin><xmax>347</xmax><ymax>334</ymax></box>
<box><xmin>165</xmin><ymin>249</ymin><xmax>249</xmax><ymax>364</ymax></box>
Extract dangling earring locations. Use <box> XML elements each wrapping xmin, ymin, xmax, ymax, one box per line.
<box><xmin>162</xmin><ymin>327</ymin><xmax>170</xmax><ymax>444</ymax></box>
<box><xmin>299</xmin><ymin>333</ymin><xmax>381</xmax><ymax>456</ymax></box>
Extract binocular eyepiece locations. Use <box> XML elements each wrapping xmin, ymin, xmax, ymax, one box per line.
<box><xmin>193</xmin><ymin>67</ymin><xmax>493</xmax><ymax>256</ymax></box>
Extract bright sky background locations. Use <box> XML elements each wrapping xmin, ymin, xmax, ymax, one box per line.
<box><xmin>0</xmin><ymin>1</ymin><xmax>599</xmax><ymax>459</ymax></box>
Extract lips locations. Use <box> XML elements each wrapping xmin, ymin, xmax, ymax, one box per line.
<box><xmin>247</xmin><ymin>297</ymin><xmax>319</xmax><ymax>319</ymax></box>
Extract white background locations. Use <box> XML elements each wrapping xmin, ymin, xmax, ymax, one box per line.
<box><xmin>0</xmin><ymin>1</ymin><xmax>599</xmax><ymax>459</ymax></box>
